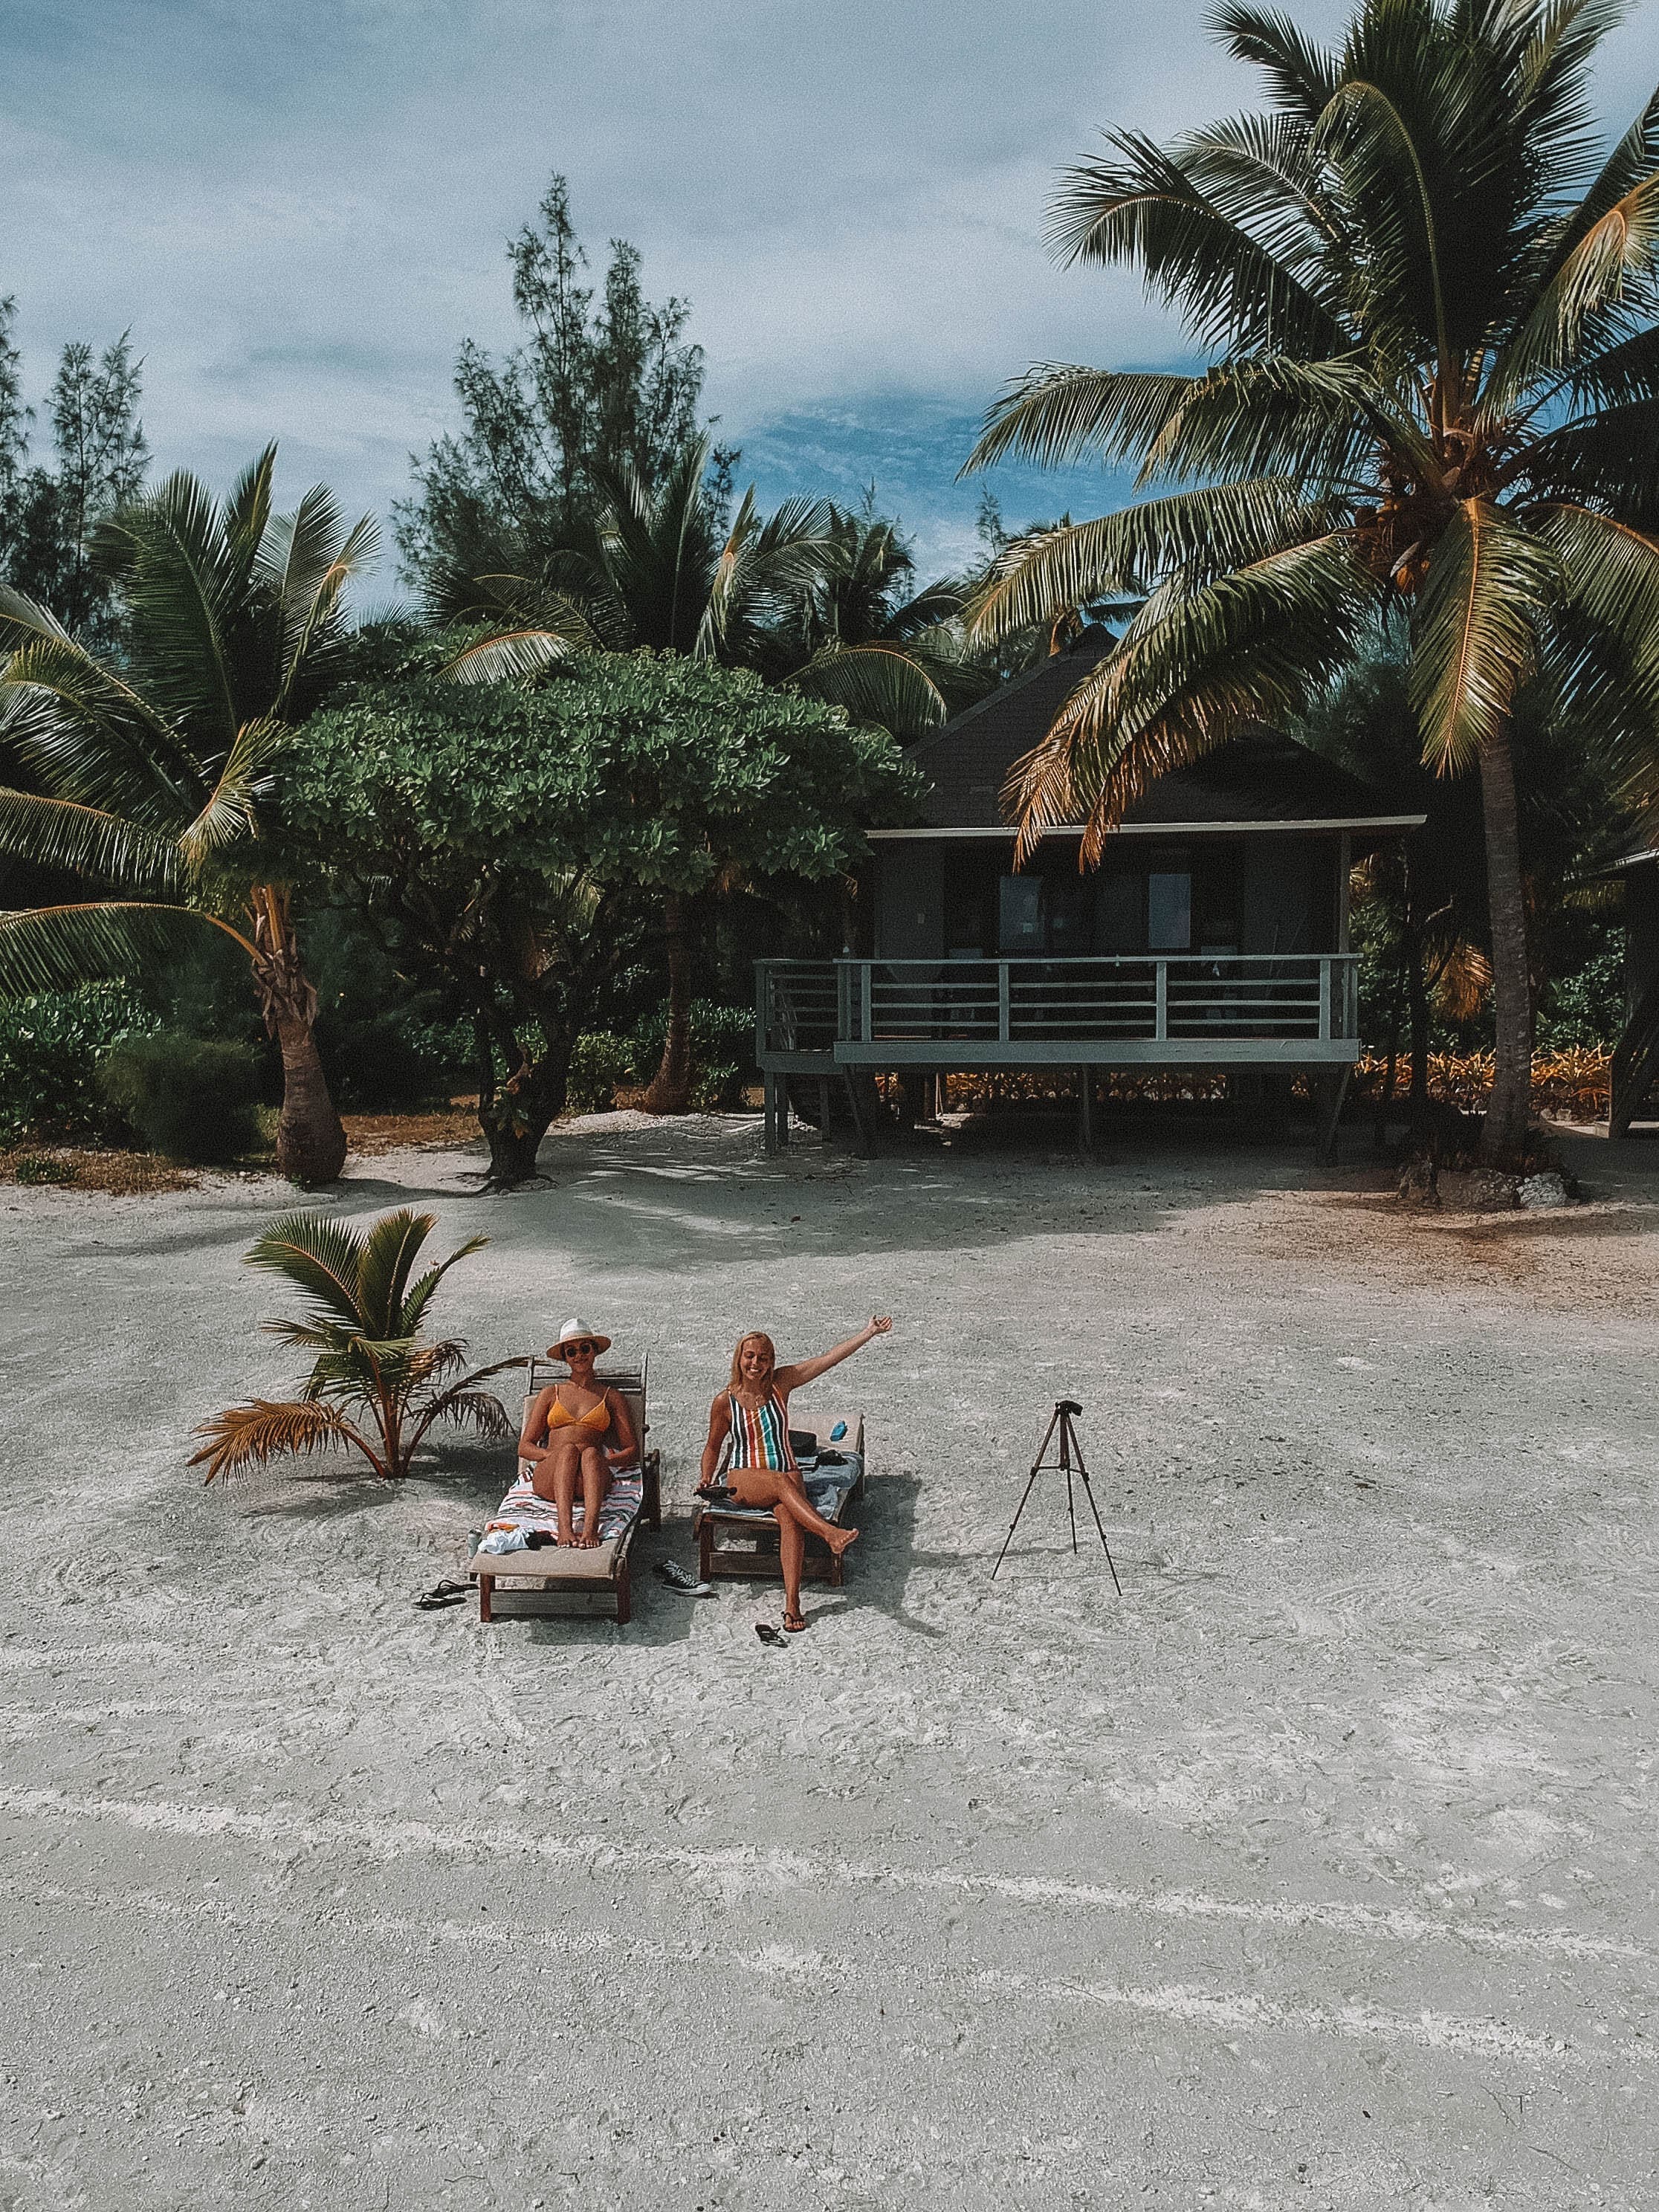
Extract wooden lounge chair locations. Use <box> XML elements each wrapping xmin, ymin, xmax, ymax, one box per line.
<box><xmin>693</xmin><ymin>1410</ymin><xmax>866</xmax><ymax>1588</ymax></box>
<box><xmin>468</xmin><ymin>1356</ymin><xmax>661</xmax><ymax>1625</ymax></box>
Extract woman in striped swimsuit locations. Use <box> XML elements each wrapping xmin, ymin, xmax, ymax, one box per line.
<box><xmin>699</xmin><ymin>1317</ymin><xmax>891</xmax><ymax>1632</ymax></box>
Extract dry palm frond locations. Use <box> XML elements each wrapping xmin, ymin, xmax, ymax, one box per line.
<box><xmin>188</xmin><ymin>1398</ymin><xmax>380</xmax><ymax>1484</ymax></box>
<box><xmin>1432</xmin><ymin>940</ymin><xmax>1493</xmax><ymax>1022</ymax></box>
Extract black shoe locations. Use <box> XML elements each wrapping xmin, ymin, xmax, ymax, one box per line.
<box><xmin>657</xmin><ymin>1560</ymin><xmax>714</xmax><ymax>1596</ymax></box>
<box><xmin>754</xmin><ymin>1622</ymin><xmax>785</xmax><ymax>1646</ymax></box>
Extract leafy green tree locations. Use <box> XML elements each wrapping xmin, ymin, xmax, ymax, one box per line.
<box><xmin>0</xmin><ymin>299</ymin><xmax>148</xmax><ymax>648</ymax></box>
<box><xmin>967</xmin><ymin>0</ymin><xmax>1659</xmax><ymax>1164</ymax></box>
<box><xmin>396</xmin><ymin>175</ymin><xmax>711</xmax><ymax>601</ymax></box>
<box><xmin>285</xmin><ymin>652</ymin><xmax>919</xmax><ymax>1180</ymax></box>
<box><xmin>0</xmin><ymin>446</ymin><xmax>378</xmax><ymax>1183</ymax></box>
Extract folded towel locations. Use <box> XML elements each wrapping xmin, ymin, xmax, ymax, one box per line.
<box><xmin>493</xmin><ymin>1468</ymin><xmax>644</xmax><ymax>1545</ymax></box>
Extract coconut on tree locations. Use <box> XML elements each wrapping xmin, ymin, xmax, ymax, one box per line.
<box><xmin>966</xmin><ymin>0</ymin><xmax>1659</xmax><ymax>1165</ymax></box>
<box><xmin>0</xmin><ymin>446</ymin><xmax>376</xmax><ymax>1182</ymax></box>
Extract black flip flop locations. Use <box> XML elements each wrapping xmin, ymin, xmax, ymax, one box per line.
<box><xmin>416</xmin><ymin>1580</ymin><xmax>468</xmax><ymax>1611</ymax></box>
<box><xmin>754</xmin><ymin>1622</ymin><xmax>785</xmax><ymax>1646</ymax></box>
<box><xmin>783</xmin><ymin>1611</ymin><xmax>808</xmax><ymax>1634</ymax></box>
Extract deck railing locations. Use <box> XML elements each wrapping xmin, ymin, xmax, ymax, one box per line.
<box><xmin>757</xmin><ymin>954</ymin><xmax>1359</xmax><ymax>1067</ymax></box>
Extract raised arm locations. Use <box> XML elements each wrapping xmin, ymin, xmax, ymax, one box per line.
<box><xmin>776</xmin><ymin>1316</ymin><xmax>892</xmax><ymax>1395</ymax></box>
<box><xmin>698</xmin><ymin>1392</ymin><xmax>734</xmax><ymax>1492</ymax></box>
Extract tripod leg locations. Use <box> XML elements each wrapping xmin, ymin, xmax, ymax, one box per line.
<box><xmin>1076</xmin><ymin>1474</ymin><xmax>1122</xmax><ymax>1594</ymax></box>
<box><xmin>1065</xmin><ymin>1466</ymin><xmax>1078</xmax><ymax>1553</ymax></box>
<box><xmin>992</xmin><ymin>1464</ymin><xmax>1045</xmax><ymax>1579</ymax></box>
<box><xmin>1065</xmin><ymin>1415</ymin><xmax>1123</xmax><ymax>1596</ymax></box>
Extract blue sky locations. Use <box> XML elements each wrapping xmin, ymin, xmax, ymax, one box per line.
<box><xmin>4</xmin><ymin>0</ymin><xmax>1658</xmax><ymax>582</ymax></box>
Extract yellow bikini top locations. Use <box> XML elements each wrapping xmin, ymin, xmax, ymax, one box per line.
<box><xmin>547</xmin><ymin>1388</ymin><xmax>610</xmax><ymax>1435</ymax></box>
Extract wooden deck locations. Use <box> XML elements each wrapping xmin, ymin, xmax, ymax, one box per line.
<box><xmin>757</xmin><ymin>954</ymin><xmax>1361</xmax><ymax>1073</ymax></box>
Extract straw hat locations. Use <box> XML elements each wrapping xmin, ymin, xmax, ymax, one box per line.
<box><xmin>548</xmin><ymin>1316</ymin><xmax>612</xmax><ymax>1360</ymax></box>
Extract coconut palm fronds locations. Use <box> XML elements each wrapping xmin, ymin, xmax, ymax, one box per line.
<box><xmin>188</xmin><ymin>1398</ymin><xmax>376</xmax><ymax>1484</ymax></box>
<box><xmin>195</xmin><ymin>1209</ymin><xmax>520</xmax><ymax>1484</ymax></box>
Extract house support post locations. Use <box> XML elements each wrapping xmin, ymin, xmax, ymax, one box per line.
<box><xmin>763</xmin><ymin>1074</ymin><xmax>790</xmax><ymax>1154</ymax></box>
<box><xmin>844</xmin><ymin>1071</ymin><xmax>876</xmax><ymax>1158</ymax></box>
<box><xmin>1077</xmin><ymin>1067</ymin><xmax>1096</xmax><ymax>1154</ymax></box>
<box><xmin>1316</xmin><ymin>1067</ymin><xmax>1352</xmax><ymax>1166</ymax></box>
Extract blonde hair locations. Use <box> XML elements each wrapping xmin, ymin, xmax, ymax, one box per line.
<box><xmin>728</xmin><ymin>1331</ymin><xmax>777</xmax><ymax>1391</ymax></box>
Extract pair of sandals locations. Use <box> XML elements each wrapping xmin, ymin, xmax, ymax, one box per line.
<box><xmin>416</xmin><ymin>1579</ymin><xmax>468</xmax><ymax>1611</ymax></box>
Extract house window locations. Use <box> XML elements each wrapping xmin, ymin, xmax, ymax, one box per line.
<box><xmin>1148</xmin><ymin>871</ymin><xmax>1191</xmax><ymax>951</ymax></box>
<box><xmin>998</xmin><ymin>876</ymin><xmax>1043</xmax><ymax>952</ymax></box>
<box><xmin>1094</xmin><ymin>873</ymin><xmax>1142</xmax><ymax>953</ymax></box>
<box><xmin>1047</xmin><ymin>877</ymin><xmax>1093</xmax><ymax>954</ymax></box>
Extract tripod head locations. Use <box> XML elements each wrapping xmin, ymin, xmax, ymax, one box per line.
<box><xmin>1055</xmin><ymin>1398</ymin><xmax>1083</xmax><ymax>1416</ymax></box>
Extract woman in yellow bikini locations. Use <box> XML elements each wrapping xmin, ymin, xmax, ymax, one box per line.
<box><xmin>519</xmin><ymin>1319</ymin><xmax>638</xmax><ymax>1548</ymax></box>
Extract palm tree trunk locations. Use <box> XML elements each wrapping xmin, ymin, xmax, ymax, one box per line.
<box><xmin>643</xmin><ymin>890</ymin><xmax>693</xmax><ymax>1115</ymax></box>
<box><xmin>250</xmin><ymin>890</ymin><xmax>346</xmax><ymax>1186</ymax></box>
<box><xmin>1476</xmin><ymin>725</ymin><xmax>1533</xmax><ymax>1165</ymax></box>
<box><xmin>271</xmin><ymin>1007</ymin><xmax>347</xmax><ymax>1185</ymax></box>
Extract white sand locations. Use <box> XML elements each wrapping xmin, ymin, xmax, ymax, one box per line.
<box><xmin>1</xmin><ymin>1110</ymin><xmax>1655</xmax><ymax>2209</ymax></box>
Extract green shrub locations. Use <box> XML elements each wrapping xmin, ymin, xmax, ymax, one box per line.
<box><xmin>1538</xmin><ymin>944</ymin><xmax>1626</xmax><ymax>1050</ymax></box>
<box><xmin>100</xmin><ymin>1033</ymin><xmax>263</xmax><ymax>1164</ymax></box>
<box><xmin>625</xmin><ymin>1000</ymin><xmax>753</xmax><ymax>1111</ymax></box>
<box><xmin>688</xmin><ymin>1060</ymin><xmax>745</xmax><ymax>1111</ymax></box>
<box><xmin>13</xmin><ymin>1153</ymin><xmax>76</xmax><ymax>1186</ymax></box>
<box><xmin>314</xmin><ymin>1008</ymin><xmax>473</xmax><ymax>1112</ymax></box>
<box><xmin>564</xmin><ymin>1003</ymin><xmax>754</xmax><ymax>1114</ymax></box>
<box><xmin>566</xmin><ymin>1032</ymin><xmax>636</xmax><ymax>1113</ymax></box>
<box><xmin>0</xmin><ymin>985</ymin><xmax>158</xmax><ymax>1145</ymax></box>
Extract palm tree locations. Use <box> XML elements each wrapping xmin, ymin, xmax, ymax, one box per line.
<box><xmin>433</xmin><ymin>439</ymin><xmax>968</xmax><ymax>1110</ymax></box>
<box><xmin>765</xmin><ymin>505</ymin><xmax>985</xmax><ymax>736</ymax></box>
<box><xmin>190</xmin><ymin>1207</ymin><xmax>518</xmax><ymax>1483</ymax></box>
<box><xmin>966</xmin><ymin>0</ymin><xmax>1659</xmax><ymax>1164</ymax></box>
<box><xmin>0</xmin><ymin>446</ymin><xmax>377</xmax><ymax>1181</ymax></box>
<box><xmin>434</xmin><ymin>434</ymin><xmax>968</xmax><ymax>725</ymax></box>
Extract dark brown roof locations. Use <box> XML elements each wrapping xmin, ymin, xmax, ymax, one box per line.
<box><xmin>907</xmin><ymin>627</ymin><xmax>1402</xmax><ymax>831</ymax></box>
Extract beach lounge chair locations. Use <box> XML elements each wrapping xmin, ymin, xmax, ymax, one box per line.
<box><xmin>693</xmin><ymin>1410</ymin><xmax>865</xmax><ymax>1588</ymax></box>
<box><xmin>467</xmin><ymin>1356</ymin><xmax>661</xmax><ymax>1625</ymax></box>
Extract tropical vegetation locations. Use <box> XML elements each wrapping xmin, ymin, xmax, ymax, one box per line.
<box><xmin>966</xmin><ymin>0</ymin><xmax>1659</xmax><ymax>1162</ymax></box>
<box><xmin>0</xmin><ymin>446</ymin><xmax>377</xmax><ymax>1180</ymax></box>
<box><xmin>0</xmin><ymin>298</ymin><xmax>147</xmax><ymax>650</ymax></box>
<box><xmin>189</xmin><ymin>1208</ymin><xmax>518</xmax><ymax>1483</ymax></box>
<box><xmin>282</xmin><ymin>650</ymin><xmax>917</xmax><ymax>1180</ymax></box>
<box><xmin>0</xmin><ymin>76</ymin><xmax>1654</xmax><ymax>1186</ymax></box>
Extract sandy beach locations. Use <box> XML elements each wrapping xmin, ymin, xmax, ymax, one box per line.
<box><xmin>1</xmin><ymin>1110</ymin><xmax>1655</xmax><ymax>2210</ymax></box>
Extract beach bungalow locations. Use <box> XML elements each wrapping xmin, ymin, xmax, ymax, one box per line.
<box><xmin>756</xmin><ymin>627</ymin><xmax>1423</xmax><ymax>1150</ymax></box>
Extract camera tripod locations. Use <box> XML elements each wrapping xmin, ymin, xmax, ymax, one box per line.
<box><xmin>992</xmin><ymin>1399</ymin><xmax>1121</xmax><ymax>1593</ymax></box>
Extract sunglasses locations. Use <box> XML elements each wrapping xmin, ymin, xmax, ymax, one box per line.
<box><xmin>563</xmin><ymin>1340</ymin><xmax>598</xmax><ymax>1357</ymax></box>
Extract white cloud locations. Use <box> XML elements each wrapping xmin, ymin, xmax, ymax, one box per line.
<box><xmin>2</xmin><ymin>0</ymin><xmax>1655</xmax><ymax>574</ymax></box>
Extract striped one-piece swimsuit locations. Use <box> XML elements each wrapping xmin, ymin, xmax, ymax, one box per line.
<box><xmin>728</xmin><ymin>1388</ymin><xmax>796</xmax><ymax>1471</ymax></box>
